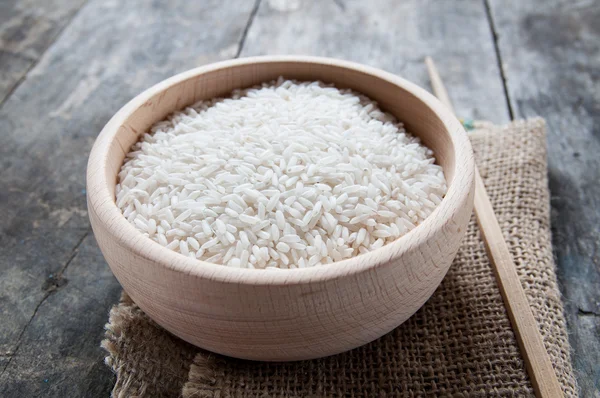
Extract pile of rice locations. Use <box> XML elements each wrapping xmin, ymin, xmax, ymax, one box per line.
<box><xmin>116</xmin><ymin>78</ymin><xmax>447</xmax><ymax>269</ymax></box>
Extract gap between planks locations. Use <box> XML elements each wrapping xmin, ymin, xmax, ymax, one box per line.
<box><xmin>483</xmin><ymin>0</ymin><xmax>514</xmax><ymax>120</ymax></box>
<box><xmin>426</xmin><ymin>56</ymin><xmax>563</xmax><ymax>398</ymax></box>
<box><xmin>0</xmin><ymin>229</ymin><xmax>90</xmax><ymax>378</ymax></box>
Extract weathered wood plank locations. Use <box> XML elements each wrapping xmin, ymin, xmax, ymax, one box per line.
<box><xmin>0</xmin><ymin>51</ymin><xmax>32</xmax><ymax>102</ymax></box>
<box><xmin>241</xmin><ymin>0</ymin><xmax>510</xmax><ymax>123</ymax></box>
<box><xmin>0</xmin><ymin>0</ymin><xmax>87</xmax><ymax>104</ymax></box>
<box><xmin>0</xmin><ymin>235</ymin><xmax>120</xmax><ymax>397</ymax></box>
<box><xmin>0</xmin><ymin>0</ymin><xmax>257</xmax><ymax>395</ymax></box>
<box><xmin>488</xmin><ymin>0</ymin><xmax>600</xmax><ymax>395</ymax></box>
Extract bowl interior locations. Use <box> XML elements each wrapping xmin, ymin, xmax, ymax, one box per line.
<box><xmin>105</xmin><ymin>59</ymin><xmax>458</xmax><ymax>202</ymax></box>
<box><xmin>90</xmin><ymin>57</ymin><xmax>472</xmax><ymax>284</ymax></box>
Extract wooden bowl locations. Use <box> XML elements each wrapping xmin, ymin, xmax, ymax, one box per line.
<box><xmin>87</xmin><ymin>56</ymin><xmax>475</xmax><ymax>361</ymax></box>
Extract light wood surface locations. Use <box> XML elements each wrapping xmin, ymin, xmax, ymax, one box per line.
<box><xmin>426</xmin><ymin>56</ymin><xmax>563</xmax><ymax>398</ymax></box>
<box><xmin>0</xmin><ymin>0</ymin><xmax>510</xmax><ymax>391</ymax></box>
<box><xmin>0</xmin><ymin>1</ymin><xmax>259</xmax><ymax>392</ymax></box>
<box><xmin>425</xmin><ymin>57</ymin><xmax>456</xmax><ymax>115</ymax></box>
<box><xmin>241</xmin><ymin>0</ymin><xmax>511</xmax><ymax>124</ymax></box>
<box><xmin>0</xmin><ymin>0</ymin><xmax>86</xmax><ymax>104</ymax></box>
<box><xmin>489</xmin><ymin>1</ymin><xmax>600</xmax><ymax>393</ymax></box>
<box><xmin>86</xmin><ymin>56</ymin><xmax>475</xmax><ymax>361</ymax></box>
<box><xmin>3</xmin><ymin>0</ymin><xmax>595</xmax><ymax>394</ymax></box>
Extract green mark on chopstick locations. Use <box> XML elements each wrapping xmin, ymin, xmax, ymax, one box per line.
<box><xmin>460</xmin><ymin>118</ymin><xmax>475</xmax><ymax>131</ymax></box>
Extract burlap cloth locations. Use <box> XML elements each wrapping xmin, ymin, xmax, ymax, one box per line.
<box><xmin>102</xmin><ymin>119</ymin><xmax>579</xmax><ymax>397</ymax></box>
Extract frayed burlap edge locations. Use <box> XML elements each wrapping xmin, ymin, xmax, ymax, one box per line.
<box><xmin>103</xmin><ymin>118</ymin><xmax>579</xmax><ymax>398</ymax></box>
<box><xmin>102</xmin><ymin>292</ymin><xmax>197</xmax><ymax>398</ymax></box>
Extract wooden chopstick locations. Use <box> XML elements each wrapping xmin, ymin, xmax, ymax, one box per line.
<box><xmin>425</xmin><ymin>57</ymin><xmax>563</xmax><ymax>398</ymax></box>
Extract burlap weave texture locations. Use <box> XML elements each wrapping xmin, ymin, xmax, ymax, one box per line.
<box><xmin>103</xmin><ymin>119</ymin><xmax>578</xmax><ymax>397</ymax></box>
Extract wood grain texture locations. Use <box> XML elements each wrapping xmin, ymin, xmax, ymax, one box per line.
<box><xmin>0</xmin><ymin>0</ymin><xmax>257</xmax><ymax>395</ymax></box>
<box><xmin>241</xmin><ymin>0</ymin><xmax>511</xmax><ymax>123</ymax></box>
<box><xmin>0</xmin><ymin>235</ymin><xmax>120</xmax><ymax>397</ymax></box>
<box><xmin>86</xmin><ymin>56</ymin><xmax>475</xmax><ymax>361</ymax></box>
<box><xmin>0</xmin><ymin>0</ymin><xmax>593</xmax><ymax>392</ymax></box>
<box><xmin>487</xmin><ymin>0</ymin><xmax>600</xmax><ymax>395</ymax></box>
<box><xmin>474</xmin><ymin>169</ymin><xmax>563</xmax><ymax>398</ymax></box>
<box><xmin>425</xmin><ymin>57</ymin><xmax>456</xmax><ymax>115</ymax></box>
<box><xmin>427</xmin><ymin>57</ymin><xmax>563</xmax><ymax>397</ymax></box>
<box><xmin>0</xmin><ymin>0</ymin><xmax>87</xmax><ymax>104</ymax></box>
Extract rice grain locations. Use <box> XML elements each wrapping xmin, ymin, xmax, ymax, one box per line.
<box><xmin>116</xmin><ymin>78</ymin><xmax>446</xmax><ymax>269</ymax></box>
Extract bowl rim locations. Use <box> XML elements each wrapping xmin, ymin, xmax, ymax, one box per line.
<box><xmin>87</xmin><ymin>55</ymin><xmax>474</xmax><ymax>286</ymax></box>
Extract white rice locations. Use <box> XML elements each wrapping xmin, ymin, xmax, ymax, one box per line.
<box><xmin>116</xmin><ymin>78</ymin><xmax>447</xmax><ymax>269</ymax></box>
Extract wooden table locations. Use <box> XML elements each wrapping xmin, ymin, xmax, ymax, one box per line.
<box><xmin>0</xmin><ymin>1</ymin><xmax>597</xmax><ymax>396</ymax></box>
